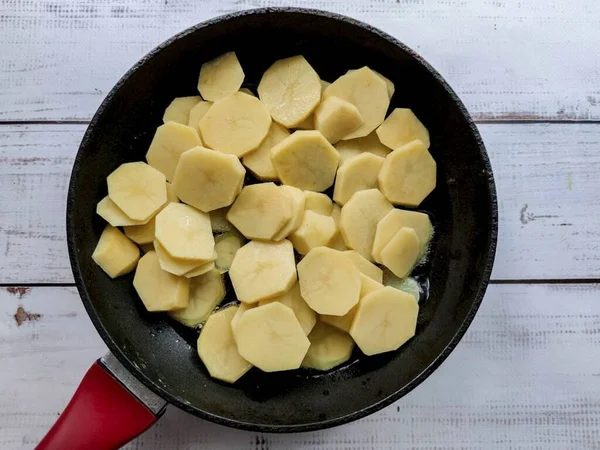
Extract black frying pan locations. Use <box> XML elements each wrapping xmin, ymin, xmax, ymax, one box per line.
<box><xmin>37</xmin><ymin>8</ymin><xmax>497</xmax><ymax>449</ymax></box>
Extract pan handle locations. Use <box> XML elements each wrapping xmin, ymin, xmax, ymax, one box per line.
<box><xmin>36</xmin><ymin>353</ymin><xmax>166</xmax><ymax>450</ymax></box>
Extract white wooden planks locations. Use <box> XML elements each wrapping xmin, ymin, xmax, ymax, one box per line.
<box><xmin>1</xmin><ymin>283</ymin><xmax>598</xmax><ymax>449</ymax></box>
<box><xmin>1</xmin><ymin>0</ymin><xmax>600</xmax><ymax>121</ymax></box>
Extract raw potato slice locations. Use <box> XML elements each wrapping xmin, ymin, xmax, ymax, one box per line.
<box><xmin>155</xmin><ymin>203</ymin><xmax>214</xmax><ymax>261</ymax></box>
<box><xmin>146</xmin><ymin>122</ymin><xmax>202</xmax><ymax>181</ymax></box>
<box><xmin>163</xmin><ymin>96</ymin><xmax>201</xmax><ymax>124</ymax></box>
<box><xmin>383</xmin><ymin>271</ymin><xmax>420</xmax><ymax>302</ymax></box>
<box><xmin>233</xmin><ymin>302</ymin><xmax>310</xmax><ymax>372</ymax></box>
<box><xmin>372</xmin><ymin>209</ymin><xmax>433</xmax><ymax>262</ymax></box>
<box><xmin>230</xmin><ymin>302</ymin><xmax>255</xmax><ymax>331</ymax></box>
<box><xmin>242</xmin><ymin>122</ymin><xmax>290</xmax><ymax>181</ymax></box>
<box><xmin>92</xmin><ymin>225</ymin><xmax>140</xmax><ymax>278</ymax></box>
<box><xmin>320</xmin><ymin>79</ymin><xmax>331</xmax><ymax>92</ymax></box>
<box><xmin>378</xmin><ymin>140</ymin><xmax>436</xmax><ymax>207</ymax></box>
<box><xmin>289</xmin><ymin>210</ymin><xmax>336</xmax><ymax>255</ymax></box>
<box><xmin>373</xmin><ymin>70</ymin><xmax>395</xmax><ymax>98</ymax></box>
<box><xmin>107</xmin><ymin>162</ymin><xmax>167</xmax><ymax>222</ymax></box>
<box><xmin>379</xmin><ymin>227</ymin><xmax>421</xmax><ymax>278</ymax></box>
<box><xmin>170</xmin><ymin>269</ymin><xmax>225</xmax><ymax>327</ymax></box>
<box><xmin>96</xmin><ymin>196</ymin><xmax>146</xmax><ymax>227</ymax></box>
<box><xmin>133</xmin><ymin>251</ymin><xmax>189</xmax><ymax>311</ymax></box>
<box><xmin>323</xmin><ymin>67</ymin><xmax>389</xmax><ymax>140</ymax></box>
<box><xmin>327</xmin><ymin>203</ymin><xmax>348</xmax><ymax>251</ymax></box>
<box><xmin>303</xmin><ymin>322</ymin><xmax>354</xmax><ymax>371</ymax></box>
<box><xmin>314</xmin><ymin>96</ymin><xmax>364</xmax><ymax>144</ymax></box>
<box><xmin>271</xmin><ymin>130</ymin><xmax>340</xmax><ymax>191</ymax></box>
<box><xmin>197</xmin><ymin>306</ymin><xmax>252</xmax><ymax>383</ymax></box>
<box><xmin>259</xmin><ymin>282</ymin><xmax>316</xmax><ymax>335</ymax></box>
<box><xmin>214</xmin><ymin>231</ymin><xmax>244</xmax><ymax>274</ymax></box>
<box><xmin>335</xmin><ymin>131</ymin><xmax>392</xmax><ymax>166</ymax></box>
<box><xmin>210</xmin><ymin>207</ymin><xmax>233</xmax><ymax>233</ymax></box>
<box><xmin>272</xmin><ymin>185</ymin><xmax>306</xmax><ymax>241</ymax></box>
<box><xmin>340</xmin><ymin>189</ymin><xmax>393</xmax><ymax>261</ymax></box>
<box><xmin>376</xmin><ymin>108</ymin><xmax>430</xmax><ymax>149</ymax></box>
<box><xmin>187</xmin><ymin>101</ymin><xmax>213</xmax><ymax>132</ymax></box>
<box><xmin>257</xmin><ymin>55</ymin><xmax>321</xmax><ymax>127</ymax></box>
<box><xmin>359</xmin><ymin>273</ymin><xmax>385</xmax><ymax>297</ymax></box>
<box><xmin>333</xmin><ymin>152</ymin><xmax>385</xmax><ymax>205</ymax></box>
<box><xmin>184</xmin><ymin>260</ymin><xmax>216</xmax><ymax>278</ymax></box>
<box><xmin>304</xmin><ymin>191</ymin><xmax>333</xmax><ymax>216</ymax></box>
<box><xmin>342</xmin><ymin>250</ymin><xmax>383</xmax><ymax>283</ymax></box>
<box><xmin>154</xmin><ymin>240</ymin><xmax>210</xmax><ymax>276</ymax></box>
<box><xmin>197</xmin><ymin>51</ymin><xmax>245</xmax><ymax>101</ymax></box>
<box><xmin>199</xmin><ymin>91</ymin><xmax>272</xmax><ymax>157</ymax></box>
<box><xmin>227</xmin><ymin>183</ymin><xmax>292</xmax><ymax>240</ymax></box>
<box><xmin>297</xmin><ymin>246</ymin><xmax>361</xmax><ymax>316</ymax></box>
<box><xmin>229</xmin><ymin>240</ymin><xmax>297</xmax><ymax>304</ymax></box>
<box><xmin>173</xmin><ymin>146</ymin><xmax>246</xmax><ymax>212</ymax></box>
<box><xmin>349</xmin><ymin>286</ymin><xmax>418</xmax><ymax>355</ymax></box>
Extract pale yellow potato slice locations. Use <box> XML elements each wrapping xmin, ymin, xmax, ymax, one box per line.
<box><xmin>233</xmin><ymin>302</ymin><xmax>310</xmax><ymax>372</ymax></box>
<box><xmin>302</xmin><ymin>321</ymin><xmax>354</xmax><ymax>371</ymax></box>
<box><xmin>314</xmin><ymin>96</ymin><xmax>364</xmax><ymax>144</ymax></box>
<box><xmin>155</xmin><ymin>203</ymin><xmax>214</xmax><ymax>261</ymax></box>
<box><xmin>342</xmin><ymin>250</ymin><xmax>383</xmax><ymax>283</ymax></box>
<box><xmin>322</xmin><ymin>67</ymin><xmax>389</xmax><ymax>140</ymax></box>
<box><xmin>239</xmin><ymin>88</ymin><xmax>255</xmax><ymax>96</ymax></box>
<box><xmin>326</xmin><ymin>203</ymin><xmax>348</xmax><ymax>251</ymax></box>
<box><xmin>133</xmin><ymin>251</ymin><xmax>189</xmax><ymax>311</ymax></box>
<box><xmin>258</xmin><ymin>282</ymin><xmax>316</xmax><ymax>335</ymax></box>
<box><xmin>92</xmin><ymin>225</ymin><xmax>140</xmax><ymax>278</ymax></box>
<box><xmin>163</xmin><ymin>96</ymin><xmax>201</xmax><ymax>124</ymax></box>
<box><xmin>183</xmin><ymin>260</ymin><xmax>216</xmax><ymax>278</ymax></box>
<box><xmin>382</xmin><ymin>270</ymin><xmax>420</xmax><ymax>302</ymax></box>
<box><xmin>242</xmin><ymin>122</ymin><xmax>290</xmax><ymax>181</ymax></box>
<box><xmin>210</xmin><ymin>207</ymin><xmax>233</xmax><ymax>233</ymax></box>
<box><xmin>173</xmin><ymin>146</ymin><xmax>245</xmax><ymax>213</ymax></box>
<box><xmin>304</xmin><ymin>191</ymin><xmax>333</xmax><ymax>216</ymax></box>
<box><xmin>372</xmin><ymin>209</ymin><xmax>433</xmax><ymax>262</ymax></box>
<box><xmin>257</xmin><ymin>55</ymin><xmax>321</xmax><ymax>128</ymax></box>
<box><xmin>349</xmin><ymin>286</ymin><xmax>418</xmax><ymax>355</ymax></box>
<box><xmin>229</xmin><ymin>239</ymin><xmax>297</xmax><ymax>304</ymax></box>
<box><xmin>335</xmin><ymin>131</ymin><xmax>392</xmax><ymax>166</ymax></box>
<box><xmin>380</xmin><ymin>227</ymin><xmax>421</xmax><ymax>278</ymax></box>
<box><xmin>214</xmin><ymin>231</ymin><xmax>244</xmax><ymax>274</ymax></box>
<box><xmin>197</xmin><ymin>51</ymin><xmax>245</xmax><ymax>101</ymax></box>
<box><xmin>187</xmin><ymin>100</ymin><xmax>213</xmax><ymax>133</ymax></box>
<box><xmin>333</xmin><ymin>152</ymin><xmax>385</xmax><ymax>205</ymax></box>
<box><xmin>146</xmin><ymin>121</ymin><xmax>202</xmax><ymax>181</ymax></box>
<box><xmin>271</xmin><ymin>130</ymin><xmax>340</xmax><ymax>191</ymax></box>
<box><xmin>272</xmin><ymin>185</ymin><xmax>306</xmax><ymax>241</ymax></box>
<box><xmin>339</xmin><ymin>189</ymin><xmax>393</xmax><ymax>261</ymax></box>
<box><xmin>199</xmin><ymin>91</ymin><xmax>272</xmax><ymax>157</ymax></box>
<box><xmin>376</xmin><ymin>108</ymin><xmax>429</xmax><ymax>149</ymax></box>
<box><xmin>154</xmin><ymin>240</ymin><xmax>211</xmax><ymax>277</ymax></box>
<box><xmin>378</xmin><ymin>139</ymin><xmax>436</xmax><ymax>207</ymax></box>
<box><xmin>297</xmin><ymin>246</ymin><xmax>361</xmax><ymax>316</ymax></box>
<box><xmin>197</xmin><ymin>306</ymin><xmax>252</xmax><ymax>383</ymax></box>
<box><xmin>289</xmin><ymin>210</ymin><xmax>336</xmax><ymax>255</ymax></box>
<box><xmin>170</xmin><ymin>269</ymin><xmax>225</xmax><ymax>327</ymax></box>
<box><xmin>230</xmin><ymin>302</ymin><xmax>256</xmax><ymax>331</ymax></box>
<box><xmin>320</xmin><ymin>79</ymin><xmax>331</xmax><ymax>92</ymax></box>
<box><xmin>373</xmin><ymin>70</ymin><xmax>394</xmax><ymax>98</ymax></box>
<box><xmin>359</xmin><ymin>272</ymin><xmax>385</xmax><ymax>297</ymax></box>
<box><xmin>96</xmin><ymin>196</ymin><xmax>146</xmax><ymax>227</ymax></box>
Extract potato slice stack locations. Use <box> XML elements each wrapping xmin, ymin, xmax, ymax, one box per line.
<box><xmin>92</xmin><ymin>51</ymin><xmax>438</xmax><ymax>384</ymax></box>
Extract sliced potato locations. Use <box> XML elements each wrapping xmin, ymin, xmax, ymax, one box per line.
<box><xmin>170</xmin><ymin>269</ymin><xmax>225</xmax><ymax>327</ymax></box>
<box><xmin>372</xmin><ymin>209</ymin><xmax>433</xmax><ymax>262</ymax></box>
<box><xmin>210</xmin><ymin>207</ymin><xmax>233</xmax><ymax>233</ymax></box>
<box><xmin>289</xmin><ymin>210</ymin><xmax>336</xmax><ymax>255</ymax></box>
<box><xmin>92</xmin><ymin>225</ymin><xmax>140</xmax><ymax>278</ymax></box>
<box><xmin>383</xmin><ymin>271</ymin><xmax>420</xmax><ymax>302</ymax></box>
<box><xmin>303</xmin><ymin>321</ymin><xmax>354</xmax><ymax>371</ymax></box>
<box><xmin>154</xmin><ymin>240</ymin><xmax>210</xmax><ymax>276</ymax></box>
<box><xmin>242</xmin><ymin>122</ymin><xmax>290</xmax><ymax>181</ymax></box>
<box><xmin>97</xmin><ymin>196</ymin><xmax>146</xmax><ymax>227</ymax></box>
<box><xmin>155</xmin><ymin>203</ymin><xmax>214</xmax><ymax>261</ymax></box>
<box><xmin>304</xmin><ymin>191</ymin><xmax>333</xmax><ymax>216</ymax></box>
<box><xmin>294</xmin><ymin>114</ymin><xmax>314</xmax><ymax>130</ymax></box>
<box><xmin>333</xmin><ymin>152</ymin><xmax>385</xmax><ymax>205</ymax></box>
<box><xmin>320</xmin><ymin>79</ymin><xmax>331</xmax><ymax>92</ymax></box>
<box><xmin>359</xmin><ymin>273</ymin><xmax>385</xmax><ymax>297</ymax></box>
<box><xmin>199</xmin><ymin>91</ymin><xmax>271</xmax><ymax>157</ymax></box>
<box><xmin>259</xmin><ymin>282</ymin><xmax>316</xmax><ymax>335</ymax></box>
<box><xmin>214</xmin><ymin>231</ymin><xmax>244</xmax><ymax>274</ymax></box>
<box><xmin>229</xmin><ymin>240</ymin><xmax>297</xmax><ymax>304</ymax></box>
<box><xmin>297</xmin><ymin>246</ymin><xmax>361</xmax><ymax>316</ymax></box>
<box><xmin>380</xmin><ymin>227</ymin><xmax>421</xmax><ymax>278</ymax></box>
<box><xmin>163</xmin><ymin>96</ymin><xmax>201</xmax><ymax>124</ymax></box>
<box><xmin>378</xmin><ymin>139</ymin><xmax>436</xmax><ymax>207</ymax></box>
<box><xmin>349</xmin><ymin>286</ymin><xmax>418</xmax><ymax>356</ymax></box>
<box><xmin>271</xmin><ymin>130</ymin><xmax>340</xmax><ymax>191</ymax></box>
<box><xmin>197</xmin><ymin>305</ymin><xmax>252</xmax><ymax>383</ymax></box>
<box><xmin>187</xmin><ymin>101</ymin><xmax>213</xmax><ymax>132</ymax></box>
<box><xmin>339</xmin><ymin>189</ymin><xmax>393</xmax><ymax>261</ymax></box>
<box><xmin>146</xmin><ymin>122</ymin><xmax>202</xmax><ymax>181</ymax></box>
<box><xmin>183</xmin><ymin>260</ymin><xmax>216</xmax><ymax>278</ymax></box>
<box><xmin>197</xmin><ymin>51</ymin><xmax>244</xmax><ymax>101</ymax></box>
<box><xmin>272</xmin><ymin>185</ymin><xmax>306</xmax><ymax>241</ymax></box>
<box><xmin>326</xmin><ymin>203</ymin><xmax>347</xmax><ymax>250</ymax></box>
<box><xmin>342</xmin><ymin>250</ymin><xmax>383</xmax><ymax>283</ymax></box>
<box><xmin>335</xmin><ymin>131</ymin><xmax>392</xmax><ymax>166</ymax></box>
<box><xmin>373</xmin><ymin>70</ymin><xmax>394</xmax><ymax>98</ymax></box>
<box><xmin>133</xmin><ymin>251</ymin><xmax>189</xmax><ymax>311</ymax></box>
<box><xmin>314</xmin><ymin>96</ymin><xmax>364</xmax><ymax>144</ymax></box>
<box><xmin>257</xmin><ymin>55</ymin><xmax>321</xmax><ymax>128</ymax></box>
<box><xmin>376</xmin><ymin>108</ymin><xmax>429</xmax><ymax>149</ymax></box>
<box><xmin>233</xmin><ymin>302</ymin><xmax>310</xmax><ymax>372</ymax></box>
<box><xmin>322</xmin><ymin>67</ymin><xmax>389</xmax><ymax>140</ymax></box>
<box><xmin>230</xmin><ymin>302</ymin><xmax>256</xmax><ymax>331</ymax></box>
<box><xmin>227</xmin><ymin>183</ymin><xmax>292</xmax><ymax>240</ymax></box>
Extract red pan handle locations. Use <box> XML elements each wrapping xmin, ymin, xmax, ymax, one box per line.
<box><xmin>37</xmin><ymin>357</ymin><xmax>164</xmax><ymax>450</ymax></box>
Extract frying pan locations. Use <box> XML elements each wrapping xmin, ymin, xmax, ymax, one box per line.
<box><xmin>37</xmin><ymin>8</ymin><xmax>497</xmax><ymax>449</ymax></box>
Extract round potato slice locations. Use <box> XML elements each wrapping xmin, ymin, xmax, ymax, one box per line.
<box><xmin>304</xmin><ymin>191</ymin><xmax>333</xmax><ymax>216</ymax></box>
<box><xmin>154</xmin><ymin>240</ymin><xmax>211</xmax><ymax>276</ymax></box>
<box><xmin>187</xmin><ymin>101</ymin><xmax>213</xmax><ymax>132</ymax></box>
<box><xmin>258</xmin><ymin>282</ymin><xmax>317</xmax><ymax>335</ymax></box>
<box><xmin>197</xmin><ymin>51</ymin><xmax>245</xmax><ymax>101</ymax></box>
<box><xmin>92</xmin><ymin>225</ymin><xmax>140</xmax><ymax>279</ymax></box>
<box><xmin>163</xmin><ymin>96</ymin><xmax>201</xmax><ymax>124</ymax></box>
<box><xmin>376</xmin><ymin>108</ymin><xmax>430</xmax><ymax>149</ymax></box>
<box><xmin>214</xmin><ymin>231</ymin><xmax>244</xmax><ymax>274</ymax></box>
<box><xmin>272</xmin><ymin>185</ymin><xmax>306</xmax><ymax>241</ymax></box>
<box><xmin>258</xmin><ymin>55</ymin><xmax>321</xmax><ymax>128</ymax></box>
<box><xmin>289</xmin><ymin>210</ymin><xmax>337</xmax><ymax>255</ymax></box>
<box><xmin>380</xmin><ymin>227</ymin><xmax>421</xmax><ymax>278</ymax></box>
<box><xmin>210</xmin><ymin>207</ymin><xmax>233</xmax><ymax>233</ymax></box>
<box><xmin>242</xmin><ymin>122</ymin><xmax>290</xmax><ymax>181</ymax></box>
<box><xmin>342</xmin><ymin>250</ymin><xmax>383</xmax><ymax>283</ymax></box>
<box><xmin>199</xmin><ymin>91</ymin><xmax>272</xmax><ymax>157</ymax></box>
<box><xmin>96</xmin><ymin>196</ymin><xmax>146</xmax><ymax>227</ymax></box>
<box><xmin>233</xmin><ymin>302</ymin><xmax>310</xmax><ymax>372</ymax></box>
<box><xmin>333</xmin><ymin>152</ymin><xmax>385</xmax><ymax>205</ymax></box>
<box><xmin>302</xmin><ymin>321</ymin><xmax>354</xmax><ymax>371</ymax></box>
<box><xmin>297</xmin><ymin>246</ymin><xmax>361</xmax><ymax>316</ymax></box>
<box><xmin>146</xmin><ymin>122</ymin><xmax>202</xmax><ymax>181</ymax></box>
<box><xmin>107</xmin><ymin>162</ymin><xmax>167</xmax><ymax>222</ymax></box>
<box><xmin>335</xmin><ymin>131</ymin><xmax>392</xmax><ymax>166</ymax></box>
<box><xmin>314</xmin><ymin>96</ymin><xmax>364</xmax><ymax>144</ymax></box>
<box><xmin>170</xmin><ymin>269</ymin><xmax>225</xmax><ymax>327</ymax></box>
<box><xmin>382</xmin><ymin>271</ymin><xmax>421</xmax><ymax>302</ymax></box>
<box><xmin>230</xmin><ymin>302</ymin><xmax>256</xmax><ymax>331</ymax></box>
<box><xmin>372</xmin><ymin>209</ymin><xmax>433</xmax><ymax>262</ymax></box>
<box><xmin>183</xmin><ymin>260</ymin><xmax>216</xmax><ymax>279</ymax></box>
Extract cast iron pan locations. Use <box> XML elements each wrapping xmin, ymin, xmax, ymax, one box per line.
<box><xmin>47</xmin><ymin>6</ymin><xmax>497</xmax><ymax>446</ymax></box>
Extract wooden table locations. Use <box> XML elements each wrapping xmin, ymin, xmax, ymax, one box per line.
<box><xmin>1</xmin><ymin>1</ymin><xmax>599</xmax><ymax>448</ymax></box>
